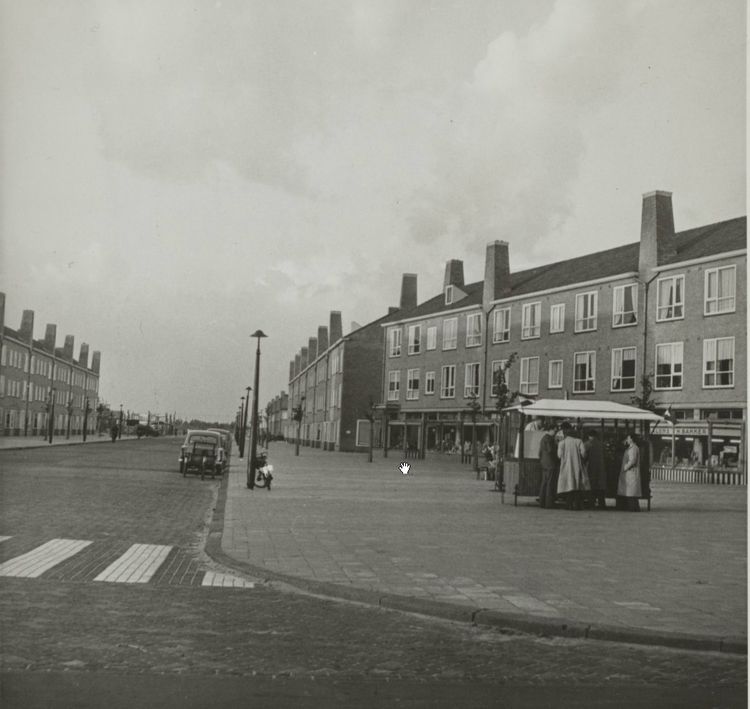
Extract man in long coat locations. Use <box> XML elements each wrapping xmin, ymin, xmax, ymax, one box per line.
<box><xmin>584</xmin><ymin>429</ymin><xmax>607</xmax><ymax>509</ymax></box>
<box><xmin>556</xmin><ymin>422</ymin><xmax>590</xmax><ymax>510</ymax></box>
<box><xmin>538</xmin><ymin>422</ymin><xmax>559</xmax><ymax>509</ymax></box>
<box><xmin>617</xmin><ymin>433</ymin><xmax>642</xmax><ymax>511</ymax></box>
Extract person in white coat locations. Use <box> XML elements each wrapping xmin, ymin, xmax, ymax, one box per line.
<box><xmin>556</xmin><ymin>422</ymin><xmax>590</xmax><ymax>510</ymax></box>
<box><xmin>617</xmin><ymin>433</ymin><xmax>642</xmax><ymax>511</ymax></box>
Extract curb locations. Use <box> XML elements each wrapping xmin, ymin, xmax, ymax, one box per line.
<box><xmin>204</xmin><ymin>466</ymin><xmax>748</xmax><ymax>657</ymax></box>
<box><xmin>0</xmin><ymin>438</ymin><xmax>142</xmax><ymax>452</ymax></box>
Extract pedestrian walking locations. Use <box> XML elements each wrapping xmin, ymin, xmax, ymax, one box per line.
<box><xmin>584</xmin><ymin>429</ymin><xmax>607</xmax><ymax>509</ymax></box>
<box><xmin>110</xmin><ymin>423</ymin><xmax>118</xmax><ymax>443</ymax></box>
<box><xmin>617</xmin><ymin>433</ymin><xmax>642</xmax><ymax>512</ymax></box>
<box><xmin>556</xmin><ymin>422</ymin><xmax>590</xmax><ymax>510</ymax></box>
<box><xmin>538</xmin><ymin>422</ymin><xmax>559</xmax><ymax>509</ymax></box>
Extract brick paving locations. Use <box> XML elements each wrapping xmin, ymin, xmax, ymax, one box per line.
<box><xmin>221</xmin><ymin>443</ymin><xmax>747</xmax><ymax>644</ymax></box>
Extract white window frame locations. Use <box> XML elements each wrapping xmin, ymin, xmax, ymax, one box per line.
<box><xmin>425</xmin><ymin>371</ymin><xmax>436</xmax><ymax>395</ymax></box>
<box><xmin>654</xmin><ymin>342</ymin><xmax>683</xmax><ymax>391</ymax></box>
<box><xmin>521</xmin><ymin>302</ymin><xmax>541</xmax><ymax>340</ymax></box>
<box><xmin>573</xmin><ymin>351</ymin><xmax>596</xmax><ymax>393</ymax></box>
<box><xmin>408</xmin><ymin>324</ymin><xmax>422</xmax><ymax>355</ymax></box>
<box><xmin>426</xmin><ymin>326</ymin><xmax>437</xmax><ymax>351</ymax></box>
<box><xmin>493</xmin><ymin>307</ymin><xmax>511</xmax><ymax>343</ymax></box>
<box><xmin>548</xmin><ymin>360</ymin><xmax>563</xmax><ymax>389</ymax></box>
<box><xmin>465</xmin><ymin>313</ymin><xmax>482</xmax><ymax>347</ymax></box>
<box><xmin>575</xmin><ymin>291</ymin><xmax>598</xmax><ymax>332</ymax></box>
<box><xmin>387</xmin><ymin>371</ymin><xmax>400</xmax><ymax>401</ymax></box>
<box><xmin>704</xmin><ymin>266</ymin><xmax>736</xmax><ymax>316</ymax></box>
<box><xmin>442</xmin><ymin>318</ymin><xmax>458</xmax><ymax>350</ymax></box>
<box><xmin>549</xmin><ymin>304</ymin><xmax>565</xmax><ymax>334</ymax></box>
<box><xmin>611</xmin><ymin>347</ymin><xmax>637</xmax><ymax>392</ymax></box>
<box><xmin>613</xmin><ymin>284</ymin><xmax>638</xmax><ymax>328</ymax></box>
<box><xmin>490</xmin><ymin>360</ymin><xmax>508</xmax><ymax>397</ymax></box>
<box><xmin>389</xmin><ymin>328</ymin><xmax>402</xmax><ymax>357</ymax></box>
<box><xmin>406</xmin><ymin>368</ymin><xmax>420</xmax><ymax>400</ymax></box>
<box><xmin>656</xmin><ymin>275</ymin><xmax>685</xmax><ymax>322</ymax></box>
<box><xmin>464</xmin><ymin>363</ymin><xmax>481</xmax><ymax>398</ymax></box>
<box><xmin>519</xmin><ymin>357</ymin><xmax>540</xmax><ymax>395</ymax></box>
<box><xmin>703</xmin><ymin>337</ymin><xmax>734</xmax><ymax>388</ymax></box>
<box><xmin>440</xmin><ymin>365</ymin><xmax>456</xmax><ymax>399</ymax></box>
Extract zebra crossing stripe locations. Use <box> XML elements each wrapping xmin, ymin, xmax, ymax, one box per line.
<box><xmin>202</xmin><ymin>571</ymin><xmax>254</xmax><ymax>588</ymax></box>
<box><xmin>93</xmin><ymin>543</ymin><xmax>173</xmax><ymax>583</ymax></box>
<box><xmin>0</xmin><ymin>536</ymin><xmax>11</xmax><ymax>544</ymax></box>
<box><xmin>0</xmin><ymin>538</ymin><xmax>92</xmax><ymax>578</ymax></box>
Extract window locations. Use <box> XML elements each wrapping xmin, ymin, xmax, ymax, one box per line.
<box><xmin>656</xmin><ymin>275</ymin><xmax>684</xmax><ymax>321</ymax></box>
<box><xmin>705</xmin><ymin>266</ymin><xmax>736</xmax><ymax>315</ymax></box>
<box><xmin>573</xmin><ymin>352</ymin><xmax>596</xmax><ymax>392</ymax></box>
<box><xmin>445</xmin><ymin>285</ymin><xmax>454</xmax><ymax>305</ymax></box>
<box><xmin>406</xmin><ymin>368</ymin><xmax>420</xmax><ymax>400</ymax></box>
<box><xmin>550</xmin><ymin>304</ymin><xmax>565</xmax><ymax>333</ymax></box>
<box><xmin>613</xmin><ymin>285</ymin><xmax>637</xmax><ymax>327</ymax></box>
<box><xmin>548</xmin><ymin>360</ymin><xmax>563</xmax><ymax>389</ymax></box>
<box><xmin>611</xmin><ymin>347</ymin><xmax>637</xmax><ymax>391</ymax></box>
<box><xmin>521</xmin><ymin>302</ymin><xmax>541</xmax><ymax>339</ymax></box>
<box><xmin>425</xmin><ymin>371</ymin><xmax>436</xmax><ymax>395</ymax></box>
<box><xmin>575</xmin><ymin>292</ymin><xmax>598</xmax><ymax>332</ymax></box>
<box><xmin>493</xmin><ymin>307</ymin><xmax>511</xmax><ymax>343</ymax></box>
<box><xmin>464</xmin><ymin>363</ymin><xmax>480</xmax><ymax>398</ymax></box>
<box><xmin>387</xmin><ymin>371</ymin><xmax>400</xmax><ymax>400</ymax></box>
<box><xmin>389</xmin><ymin>328</ymin><xmax>402</xmax><ymax>357</ymax></box>
<box><xmin>442</xmin><ymin>318</ymin><xmax>457</xmax><ymax>350</ymax></box>
<box><xmin>426</xmin><ymin>327</ymin><xmax>437</xmax><ymax>350</ymax></box>
<box><xmin>466</xmin><ymin>313</ymin><xmax>482</xmax><ymax>347</ymax></box>
<box><xmin>520</xmin><ymin>357</ymin><xmax>540</xmax><ymax>395</ymax></box>
<box><xmin>408</xmin><ymin>325</ymin><xmax>422</xmax><ymax>355</ymax></box>
<box><xmin>440</xmin><ymin>365</ymin><xmax>456</xmax><ymax>398</ymax></box>
<box><xmin>703</xmin><ymin>337</ymin><xmax>734</xmax><ymax>388</ymax></box>
<box><xmin>491</xmin><ymin>360</ymin><xmax>508</xmax><ymax>397</ymax></box>
<box><xmin>655</xmin><ymin>343</ymin><xmax>683</xmax><ymax>390</ymax></box>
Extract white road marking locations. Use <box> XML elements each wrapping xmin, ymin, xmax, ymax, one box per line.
<box><xmin>0</xmin><ymin>536</ymin><xmax>11</xmax><ymax>544</ymax></box>
<box><xmin>93</xmin><ymin>543</ymin><xmax>172</xmax><ymax>583</ymax></box>
<box><xmin>202</xmin><ymin>571</ymin><xmax>254</xmax><ymax>588</ymax></box>
<box><xmin>0</xmin><ymin>538</ymin><xmax>92</xmax><ymax>578</ymax></box>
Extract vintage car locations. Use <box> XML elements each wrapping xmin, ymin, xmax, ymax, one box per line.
<box><xmin>179</xmin><ymin>430</ymin><xmax>226</xmax><ymax>479</ymax></box>
<box><xmin>208</xmin><ymin>428</ymin><xmax>232</xmax><ymax>470</ymax></box>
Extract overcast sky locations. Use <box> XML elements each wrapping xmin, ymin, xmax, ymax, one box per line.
<box><xmin>0</xmin><ymin>0</ymin><xmax>745</xmax><ymax>422</ymax></box>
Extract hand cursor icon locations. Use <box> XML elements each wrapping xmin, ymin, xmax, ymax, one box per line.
<box><xmin>399</xmin><ymin>462</ymin><xmax>411</xmax><ymax>475</ymax></box>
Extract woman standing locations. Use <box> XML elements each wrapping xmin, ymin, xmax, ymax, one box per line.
<box><xmin>617</xmin><ymin>433</ymin><xmax>642</xmax><ymax>511</ymax></box>
<box><xmin>556</xmin><ymin>422</ymin><xmax>590</xmax><ymax>510</ymax></box>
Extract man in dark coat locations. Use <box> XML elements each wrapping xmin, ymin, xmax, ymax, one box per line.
<box><xmin>584</xmin><ymin>429</ymin><xmax>607</xmax><ymax>509</ymax></box>
<box><xmin>538</xmin><ymin>422</ymin><xmax>559</xmax><ymax>509</ymax></box>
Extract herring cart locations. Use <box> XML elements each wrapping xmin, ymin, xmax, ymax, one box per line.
<box><xmin>499</xmin><ymin>399</ymin><xmax>665</xmax><ymax>509</ymax></box>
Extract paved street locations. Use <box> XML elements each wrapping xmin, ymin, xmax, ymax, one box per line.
<box><xmin>222</xmin><ymin>442</ymin><xmax>747</xmax><ymax>646</ymax></box>
<box><xmin>0</xmin><ymin>439</ymin><xmax>746</xmax><ymax>707</ymax></box>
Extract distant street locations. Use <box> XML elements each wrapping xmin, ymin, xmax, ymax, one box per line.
<box><xmin>0</xmin><ymin>440</ymin><xmax>746</xmax><ymax>708</ymax></box>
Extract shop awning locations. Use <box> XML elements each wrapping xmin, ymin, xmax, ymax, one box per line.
<box><xmin>503</xmin><ymin>398</ymin><xmax>665</xmax><ymax>423</ymax></box>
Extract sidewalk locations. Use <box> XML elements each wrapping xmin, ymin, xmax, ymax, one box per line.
<box><xmin>212</xmin><ymin>443</ymin><xmax>747</xmax><ymax>653</ymax></box>
<box><xmin>0</xmin><ymin>434</ymin><xmax>134</xmax><ymax>451</ymax></box>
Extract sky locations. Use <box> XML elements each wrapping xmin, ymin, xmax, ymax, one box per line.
<box><xmin>0</xmin><ymin>0</ymin><xmax>746</xmax><ymax>422</ymax></box>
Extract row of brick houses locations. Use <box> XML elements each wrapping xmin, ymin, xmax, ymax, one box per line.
<box><xmin>274</xmin><ymin>191</ymin><xmax>746</xmax><ymax>472</ymax></box>
<box><xmin>0</xmin><ymin>294</ymin><xmax>101</xmax><ymax>438</ymax></box>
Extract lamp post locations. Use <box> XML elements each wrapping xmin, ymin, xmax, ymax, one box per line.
<box><xmin>47</xmin><ymin>387</ymin><xmax>56</xmax><ymax>443</ymax></box>
<box><xmin>240</xmin><ymin>386</ymin><xmax>251</xmax><ymax>459</ymax></box>
<box><xmin>83</xmin><ymin>397</ymin><xmax>91</xmax><ymax>442</ymax></box>
<box><xmin>119</xmin><ymin>405</ymin><xmax>123</xmax><ymax>439</ymax></box>
<box><xmin>66</xmin><ymin>399</ymin><xmax>74</xmax><ymax>440</ymax></box>
<box><xmin>293</xmin><ymin>396</ymin><xmax>305</xmax><ymax>456</ymax></box>
<box><xmin>465</xmin><ymin>396</ymin><xmax>482</xmax><ymax>473</ymax></box>
<box><xmin>246</xmin><ymin>330</ymin><xmax>268</xmax><ymax>489</ymax></box>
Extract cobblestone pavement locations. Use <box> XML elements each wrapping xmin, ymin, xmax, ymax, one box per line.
<box><xmin>222</xmin><ymin>443</ymin><xmax>747</xmax><ymax>643</ymax></box>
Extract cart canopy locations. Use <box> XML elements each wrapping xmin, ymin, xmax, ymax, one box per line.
<box><xmin>503</xmin><ymin>398</ymin><xmax>664</xmax><ymax>422</ymax></box>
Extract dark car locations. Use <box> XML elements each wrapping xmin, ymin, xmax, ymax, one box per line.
<box><xmin>179</xmin><ymin>430</ymin><xmax>226</xmax><ymax>479</ymax></box>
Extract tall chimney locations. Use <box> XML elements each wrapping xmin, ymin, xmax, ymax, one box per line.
<box><xmin>19</xmin><ymin>310</ymin><xmax>34</xmax><ymax>344</ymax></box>
<box><xmin>294</xmin><ymin>354</ymin><xmax>301</xmax><ymax>378</ymax></box>
<box><xmin>0</xmin><ymin>293</ymin><xmax>5</xmax><ymax>334</ymax></box>
<box><xmin>63</xmin><ymin>335</ymin><xmax>75</xmax><ymax>361</ymax></box>
<box><xmin>91</xmin><ymin>351</ymin><xmax>101</xmax><ymax>375</ymax></box>
<box><xmin>443</xmin><ymin>260</ymin><xmax>465</xmax><ymax>289</ymax></box>
<box><xmin>317</xmin><ymin>326</ymin><xmax>329</xmax><ymax>353</ymax></box>
<box><xmin>300</xmin><ymin>347</ymin><xmax>309</xmax><ymax>371</ymax></box>
<box><xmin>78</xmin><ymin>343</ymin><xmax>89</xmax><ymax>368</ymax></box>
<box><xmin>400</xmin><ymin>273</ymin><xmax>418</xmax><ymax>311</ymax></box>
<box><xmin>44</xmin><ymin>324</ymin><xmax>57</xmax><ymax>354</ymax></box>
<box><xmin>483</xmin><ymin>241</ymin><xmax>511</xmax><ymax>307</ymax></box>
<box><xmin>329</xmin><ymin>311</ymin><xmax>343</xmax><ymax>345</ymax></box>
<box><xmin>308</xmin><ymin>337</ymin><xmax>318</xmax><ymax>363</ymax></box>
<box><xmin>639</xmin><ymin>190</ymin><xmax>676</xmax><ymax>275</ymax></box>
<box><xmin>289</xmin><ymin>361</ymin><xmax>296</xmax><ymax>383</ymax></box>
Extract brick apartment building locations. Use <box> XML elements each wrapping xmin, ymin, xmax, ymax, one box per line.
<box><xmin>381</xmin><ymin>192</ymin><xmax>746</xmax><ymax>471</ymax></box>
<box><xmin>0</xmin><ymin>294</ymin><xmax>101</xmax><ymax>438</ymax></box>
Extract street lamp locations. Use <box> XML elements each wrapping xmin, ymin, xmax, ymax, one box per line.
<box><xmin>292</xmin><ymin>396</ymin><xmax>305</xmax><ymax>456</ymax></box>
<box><xmin>66</xmin><ymin>398</ymin><xmax>74</xmax><ymax>440</ymax></box>
<box><xmin>47</xmin><ymin>387</ymin><xmax>56</xmax><ymax>444</ymax></box>
<box><xmin>240</xmin><ymin>386</ymin><xmax>251</xmax><ymax>459</ymax></box>
<box><xmin>119</xmin><ymin>405</ymin><xmax>123</xmax><ymax>439</ymax></box>
<box><xmin>246</xmin><ymin>330</ymin><xmax>268</xmax><ymax>489</ymax></box>
<box><xmin>83</xmin><ymin>397</ymin><xmax>92</xmax><ymax>442</ymax></box>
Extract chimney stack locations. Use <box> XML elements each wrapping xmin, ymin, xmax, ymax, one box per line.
<box><xmin>300</xmin><ymin>347</ymin><xmax>309</xmax><ymax>371</ymax></box>
<box><xmin>289</xmin><ymin>361</ymin><xmax>296</xmax><ymax>383</ymax></box>
<box><xmin>317</xmin><ymin>326</ymin><xmax>329</xmax><ymax>353</ymax></box>
<box><xmin>329</xmin><ymin>311</ymin><xmax>343</xmax><ymax>345</ymax></box>
<box><xmin>294</xmin><ymin>354</ymin><xmax>301</xmax><ymax>378</ymax></box>
<box><xmin>79</xmin><ymin>343</ymin><xmax>89</xmax><ymax>368</ymax></box>
<box><xmin>63</xmin><ymin>335</ymin><xmax>74</xmax><ymax>361</ymax></box>
<box><xmin>443</xmin><ymin>260</ymin><xmax>465</xmax><ymax>290</ymax></box>
<box><xmin>639</xmin><ymin>190</ymin><xmax>676</xmax><ymax>275</ymax></box>
<box><xmin>399</xmin><ymin>273</ymin><xmax>418</xmax><ymax>311</ymax></box>
<box><xmin>91</xmin><ymin>351</ymin><xmax>101</xmax><ymax>375</ymax></box>
<box><xmin>19</xmin><ymin>310</ymin><xmax>34</xmax><ymax>344</ymax></box>
<box><xmin>483</xmin><ymin>241</ymin><xmax>511</xmax><ymax>307</ymax></box>
<box><xmin>0</xmin><ymin>293</ymin><xmax>5</xmax><ymax>334</ymax></box>
<box><xmin>44</xmin><ymin>324</ymin><xmax>57</xmax><ymax>354</ymax></box>
<box><xmin>308</xmin><ymin>337</ymin><xmax>318</xmax><ymax>363</ymax></box>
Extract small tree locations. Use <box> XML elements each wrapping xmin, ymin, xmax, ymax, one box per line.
<box><xmin>291</xmin><ymin>397</ymin><xmax>305</xmax><ymax>456</ymax></box>
<box><xmin>492</xmin><ymin>353</ymin><xmax>519</xmax><ymax>468</ymax></box>
<box><xmin>631</xmin><ymin>373</ymin><xmax>656</xmax><ymax>412</ymax></box>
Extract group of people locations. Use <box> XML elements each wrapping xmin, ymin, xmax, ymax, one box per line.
<box><xmin>538</xmin><ymin>421</ymin><xmax>643</xmax><ymax>511</ymax></box>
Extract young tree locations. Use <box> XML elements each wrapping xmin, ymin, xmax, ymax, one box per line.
<box><xmin>492</xmin><ymin>353</ymin><xmax>519</xmax><ymax>481</ymax></box>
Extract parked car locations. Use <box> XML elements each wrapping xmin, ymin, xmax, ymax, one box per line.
<box><xmin>179</xmin><ymin>430</ymin><xmax>226</xmax><ymax>479</ymax></box>
<box><xmin>208</xmin><ymin>428</ymin><xmax>232</xmax><ymax>470</ymax></box>
<box><xmin>136</xmin><ymin>424</ymin><xmax>160</xmax><ymax>438</ymax></box>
